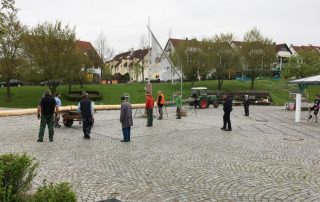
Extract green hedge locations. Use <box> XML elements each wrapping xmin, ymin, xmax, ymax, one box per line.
<box><xmin>32</xmin><ymin>181</ymin><xmax>76</xmax><ymax>202</ymax></box>
<box><xmin>0</xmin><ymin>153</ymin><xmax>77</xmax><ymax>202</ymax></box>
<box><xmin>65</xmin><ymin>91</ymin><xmax>102</xmax><ymax>101</ymax></box>
<box><xmin>0</xmin><ymin>153</ymin><xmax>38</xmax><ymax>202</ymax></box>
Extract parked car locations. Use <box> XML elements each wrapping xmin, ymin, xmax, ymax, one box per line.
<box><xmin>39</xmin><ymin>80</ymin><xmax>61</xmax><ymax>86</ymax></box>
<box><xmin>0</xmin><ymin>79</ymin><xmax>23</xmax><ymax>87</ymax></box>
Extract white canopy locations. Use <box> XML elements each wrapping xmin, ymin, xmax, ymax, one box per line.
<box><xmin>289</xmin><ymin>75</ymin><xmax>320</xmax><ymax>84</ymax></box>
<box><xmin>289</xmin><ymin>75</ymin><xmax>320</xmax><ymax>122</ymax></box>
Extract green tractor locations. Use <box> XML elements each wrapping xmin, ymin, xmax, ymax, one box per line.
<box><xmin>189</xmin><ymin>87</ymin><xmax>219</xmax><ymax>109</ymax></box>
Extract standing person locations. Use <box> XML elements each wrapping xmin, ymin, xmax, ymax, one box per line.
<box><xmin>157</xmin><ymin>90</ymin><xmax>165</xmax><ymax>120</ymax></box>
<box><xmin>243</xmin><ymin>94</ymin><xmax>250</xmax><ymax>116</ymax></box>
<box><xmin>145</xmin><ymin>91</ymin><xmax>154</xmax><ymax>127</ymax></box>
<box><xmin>77</xmin><ymin>92</ymin><xmax>94</xmax><ymax>139</ymax></box>
<box><xmin>221</xmin><ymin>92</ymin><xmax>233</xmax><ymax>131</ymax></box>
<box><xmin>308</xmin><ymin>94</ymin><xmax>320</xmax><ymax>121</ymax></box>
<box><xmin>120</xmin><ymin>96</ymin><xmax>133</xmax><ymax>142</ymax></box>
<box><xmin>191</xmin><ymin>92</ymin><xmax>198</xmax><ymax>109</ymax></box>
<box><xmin>54</xmin><ymin>92</ymin><xmax>62</xmax><ymax>128</ymax></box>
<box><xmin>175</xmin><ymin>92</ymin><xmax>182</xmax><ymax>119</ymax></box>
<box><xmin>37</xmin><ymin>90</ymin><xmax>58</xmax><ymax>142</ymax></box>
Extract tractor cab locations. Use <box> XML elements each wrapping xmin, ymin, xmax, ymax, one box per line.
<box><xmin>191</xmin><ymin>87</ymin><xmax>208</xmax><ymax>97</ymax></box>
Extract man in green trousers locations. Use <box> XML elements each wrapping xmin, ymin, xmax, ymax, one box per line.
<box><xmin>37</xmin><ymin>90</ymin><xmax>59</xmax><ymax>142</ymax></box>
<box><xmin>175</xmin><ymin>92</ymin><xmax>182</xmax><ymax>119</ymax></box>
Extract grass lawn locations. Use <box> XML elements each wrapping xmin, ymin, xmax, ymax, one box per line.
<box><xmin>0</xmin><ymin>79</ymin><xmax>319</xmax><ymax>108</ymax></box>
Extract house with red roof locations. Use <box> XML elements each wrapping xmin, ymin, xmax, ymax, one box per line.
<box><xmin>76</xmin><ymin>40</ymin><xmax>102</xmax><ymax>83</ymax></box>
<box><xmin>290</xmin><ymin>44</ymin><xmax>320</xmax><ymax>56</ymax></box>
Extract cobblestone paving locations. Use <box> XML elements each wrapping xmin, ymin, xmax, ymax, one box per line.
<box><xmin>0</xmin><ymin>106</ymin><xmax>319</xmax><ymax>201</ymax></box>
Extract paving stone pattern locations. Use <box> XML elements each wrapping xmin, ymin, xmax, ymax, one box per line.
<box><xmin>0</xmin><ymin>106</ymin><xmax>320</xmax><ymax>201</ymax></box>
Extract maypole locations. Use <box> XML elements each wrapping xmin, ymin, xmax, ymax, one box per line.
<box><xmin>146</xmin><ymin>26</ymin><xmax>182</xmax><ymax>96</ymax></box>
<box><xmin>146</xmin><ymin>16</ymin><xmax>152</xmax><ymax>94</ymax></box>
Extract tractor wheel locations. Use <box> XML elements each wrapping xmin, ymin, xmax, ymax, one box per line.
<box><xmin>213</xmin><ymin>101</ymin><xmax>219</xmax><ymax>108</ymax></box>
<box><xmin>199</xmin><ymin>98</ymin><xmax>208</xmax><ymax>109</ymax></box>
<box><xmin>64</xmin><ymin>119</ymin><xmax>73</xmax><ymax>127</ymax></box>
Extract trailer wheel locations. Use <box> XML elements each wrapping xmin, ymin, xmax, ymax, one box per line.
<box><xmin>64</xmin><ymin>119</ymin><xmax>73</xmax><ymax>127</ymax></box>
<box><xmin>199</xmin><ymin>98</ymin><xmax>208</xmax><ymax>109</ymax></box>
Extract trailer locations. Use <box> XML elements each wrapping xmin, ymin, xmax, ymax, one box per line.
<box><xmin>61</xmin><ymin>111</ymin><xmax>81</xmax><ymax>127</ymax></box>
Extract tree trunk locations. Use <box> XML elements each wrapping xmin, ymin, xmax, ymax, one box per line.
<box><xmin>141</xmin><ymin>67</ymin><xmax>145</xmax><ymax>82</ymax></box>
<box><xmin>250</xmin><ymin>68</ymin><xmax>255</xmax><ymax>89</ymax></box>
<box><xmin>250</xmin><ymin>77</ymin><xmax>255</xmax><ymax>89</ymax></box>
<box><xmin>218</xmin><ymin>78</ymin><xmax>224</xmax><ymax>90</ymax></box>
<box><xmin>6</xmin><ymin>78</ymin><xmax>11</xmax><ymax>100</ymax></box>
<box><xmin>80</xmin><ymin>78</ymin><xmax>83</xmax><ymax>88</ymax></box>
<box><xmin>68</xmin><ymin>82</ymin><xmax>72</xmax><ymax>92</ymax></box>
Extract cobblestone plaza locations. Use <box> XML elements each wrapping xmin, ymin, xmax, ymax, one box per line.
<box><xmin>0</xmin><ymin>106</ymin><xmax>319</xmax><ymax>201</ymax></box>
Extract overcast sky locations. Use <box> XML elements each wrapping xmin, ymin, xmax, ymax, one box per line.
<box><xmin>16</xmin><ymin>0</ymin><xmax>320</xmax><ymax>54</ymax></box>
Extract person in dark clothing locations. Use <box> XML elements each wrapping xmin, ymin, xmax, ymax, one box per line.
<box><xmin>308</xmin><ymin>94</ymin><xmax>320</xmax><ymax>121</ymax></box>
<box><xmin>120</xmin><ymin>96</ymin><xmax>133</xmax><ymax>142</ymax></box>
<box><xmin>243</xmin><ymin>94</ymin><xmax>250</xmax><ymax>116</ymax></box>
<box><xmin>77</xmin><ymin>92</ymin><xmax>94</xmax><ymax>139</ymax></box>
<box><xmin>191</xmin><ymin>92</ymin><xmax>198</xmax><ymax>108</ymax></box>
<box><xmin>37</xmin><ymin>90</ymin><xmax>58</xmax><ymax>142</ymax></box>
<box><xmin>221</xmin><ymin>92</ymin><xmax>233</xmax><ymax>131</ymax></box>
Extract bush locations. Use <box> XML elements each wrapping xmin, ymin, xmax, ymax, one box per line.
<box><xmin>65</xmin><ymin>91</ymin><xmax>102</xmax><ymax>101</ymax></box>
<box><xmin>0</xmin><ymin>153</ymin><xmax>38</xmax><ymax>202</ymax></box>
<box><xmin>32</xmin><ymin>181</ymin><xmax>77</xmax><ymax>202</ymax></box>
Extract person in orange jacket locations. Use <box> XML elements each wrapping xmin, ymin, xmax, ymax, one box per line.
<box><xmin>145</xmin><ymin>91</ymin><xmax>154</xmax><ymax>127</ymax></box>
<box><xmin>157</xmin><ymin>90</ymin><xmax>165</xmax><ymax>120</ymax></box>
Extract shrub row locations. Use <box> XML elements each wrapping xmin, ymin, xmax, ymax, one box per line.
<box><xmin>0</xmin><ymin>153</ymin><xmax>77</xmax><ymax>202</ymax></box>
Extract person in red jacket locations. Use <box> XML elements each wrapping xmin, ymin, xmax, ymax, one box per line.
<box><xmin>145</xmin><ymin>91</ymin><xmax>154</xmax><ymax>127</ymax></box>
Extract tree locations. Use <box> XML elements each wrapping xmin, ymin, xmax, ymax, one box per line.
<box><xmin>139</xmin><ymin>34</ymin><xmax>148</xmax><ymax>82</ymax></box>
<box><xmin>103</xmin><ymin>63</ymin><xmax>113</xmax><ymax>81</ymax></box>
<box><xmin>94</xmin><ymin>31</ymin><xmax>114</xmax><ymax>81</ymax></box>
<box><xmin>132</xmin><ymin>63</ymin><xmax>142</xmax><ymax>81</ymax></box>
<box><xmin>22</xmin><ymin>21</ymin><xmax>80</xmax><ymax>93</ymax></box>
<box><xmin>282</xmin><ymin>50</ymin><xmax>320</xmax><ymax>79</ymax></box>
<box><xmin>241</xmin><ymin>27</ymin><xmax>276</xmax><ymax>89</ymax></box>
<box><xmin>171</xmin><ymin>39</ymin><xmax>209</xmax><ymax>86</ymax></box>
<box><xmin>64</xmin><ymin>48</ymin><xmax>86</xmax><ymax>91</ymax></box>
<box><xmin>0</xmin><ymin>0</ymin><xmax>25</xmax><ymax>99</ymax></box>
<box><xmin>203</xmin><ymin>33</ymin><xmax>239</xmax><ymax>90</ymax></box>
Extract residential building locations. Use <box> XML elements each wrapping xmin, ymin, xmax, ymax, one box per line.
<box><xmin>290</xmin><ymin>44</ymin><xmax>320</xmax><ymax>56</ymax></box>
<box><xmin>108</xmin><ymin>48</ymin><xmax>150</xmax><ymax>82</ymax></box>
<box><xmin>276</xmin><ymin>43</ymin><xmax>292</xmax><ymax>70</ymax></box>
<box><xmin>76</xmin><ymin>40</ymin><xmax>102</xmax><ymax>83</ymax></box>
